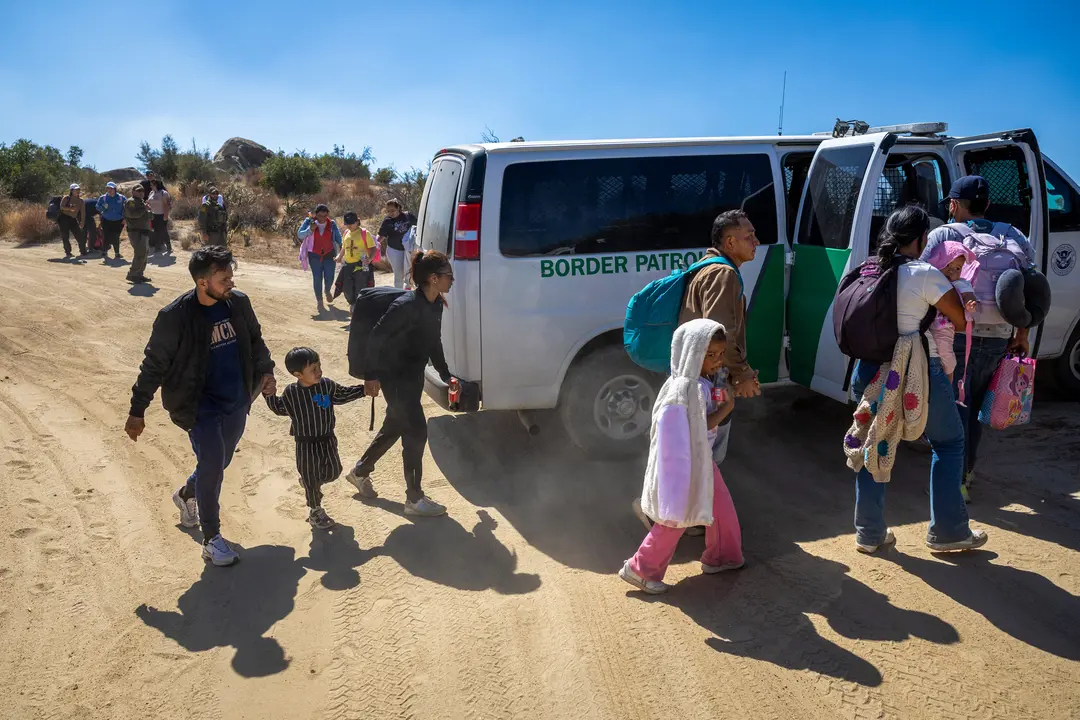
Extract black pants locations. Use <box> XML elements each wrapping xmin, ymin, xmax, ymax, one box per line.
<box><xmin>296</xmin><ymin>436</ymin><xmax>342</xmax><ymax>509</ymax></box>
<box><xmin>101</xmin><ymin>219</ymin><xmax>124</xmax><ymax>255</ymax></box>
<box><xmin>335</xmin><ymin>261</ymin><xmax>373</xmax><ymax>305</ymax></box>
<box><xmin>354</xmin><ymin>372</ymin><xmax>428</xmax><ymax>504</ymax></box>
<box><xmin>151</xmin><ymin>214</ymin><xmax>171</xmax><ymax>252</ymax></box>
<box><xmin>58</xmin><ymin>215</ymin><xmax>86</xmax><ymax>255</ymax></box>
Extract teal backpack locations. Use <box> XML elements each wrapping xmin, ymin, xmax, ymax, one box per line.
<box><xmin>623</xmin><ymin>256</ymin><xmax>742</xmax><ymax>373</ymax></box>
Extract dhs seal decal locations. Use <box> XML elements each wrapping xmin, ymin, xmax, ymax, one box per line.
<box><xmin>1052</xmin><ymin>244</ymin><xmax>1076</xmax><ymax>276</ymax></box>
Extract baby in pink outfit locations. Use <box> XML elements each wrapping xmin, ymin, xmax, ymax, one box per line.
<box><xmin>926</xmin><ymin>241</ymin><xmax>979</xmax><ymax>379</ymax></box>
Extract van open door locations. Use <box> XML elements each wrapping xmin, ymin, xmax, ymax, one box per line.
<box><xmin>786</xmin><ymin>132</ymin><xmax>896</xmax><ymax>401</ymax></box>
<box><xmin>947</xmin><ymin>130</ymin><xmax>1050</xmax><ymax>352</ymax></box>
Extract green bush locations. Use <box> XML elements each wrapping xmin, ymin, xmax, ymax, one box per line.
<box><xmin>0</xmin><ymin>139</ymin><xmax>68</xmax><ymax>201</ymax></box>
<box><xmin>261</xmin><ymin>155</ymin><xmax>322</xmax><ymax>197</ymax></box>
<box><xmin>372</xmin><ymin>166</ymin><xmax>397</xmax><ymax>185</ymax></box>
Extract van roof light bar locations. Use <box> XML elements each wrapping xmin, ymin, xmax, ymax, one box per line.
<box><xmin>818</xmin><ymin>120</ymin><xmax>949</xmax><ymax>138</ymax></box>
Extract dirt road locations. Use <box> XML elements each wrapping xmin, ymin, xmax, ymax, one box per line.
<box><xmin>1</xmin><ymin>241</ymin><xmax>1078</xmax><ymax>720</ymax></box>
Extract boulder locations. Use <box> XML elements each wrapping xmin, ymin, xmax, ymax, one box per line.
<box><xmin>213</xmin><ymin>138</ymin><xmax>273</xmax><ymax>173</ymax></box>
<box><xmin>116</xmin><ymin>180</ymin><xmax>144</xmax><ymax>196</ymax></box>
<box><xmin>103</xmin><ymin>167</ymin><xmax>144</xmax><ymax>183</ymax></box>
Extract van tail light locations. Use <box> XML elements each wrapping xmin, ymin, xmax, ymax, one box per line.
<box><xmin>454</xmin><ymin>203</ymin><xmax>481</xmax><ymax>260</ymax></box>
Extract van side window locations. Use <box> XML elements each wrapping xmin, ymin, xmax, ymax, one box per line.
<box><xmin>498</xmin><ymin>154</ymin><xmax>777</xmax><ymax>257</ymax></box>
<box><xmin>962</xmin><ymin>146</ymin><xmax>1031</xmax><ymax>235</ymax></box>
<box><xmin>1046</xmin><ymin>162</ymin><xmax>1080</xmax><ymax>233</ymax></box>
<box><xmin>869</xmin><ymin>154</ymin><xmax>950</xmax><ymax>253</ymax></box>
<box><xmin>797</xmin><ymin>145</ymin><xmax>874</xmax><ymax>249</ymax></box>
<box><xmin>782</xmin><ymin>152</ymin><xmax>813</xmax><ymax>243</ymax></box>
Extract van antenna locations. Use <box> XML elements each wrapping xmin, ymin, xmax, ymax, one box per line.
<box><xmin>778</xmin><ymin>71</ymin><xmax>787</xmax><ymax>136</ymax></box>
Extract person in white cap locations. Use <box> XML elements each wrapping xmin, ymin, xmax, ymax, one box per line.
<box><xmin>58</xmin><ymin>184</ymin><xmax>87</xmax><ymax>258</ymax></box>
<box><xmin>96</xmin><ymin>182</ymin><xmax>127</xmax><ymax>260</ymax></box>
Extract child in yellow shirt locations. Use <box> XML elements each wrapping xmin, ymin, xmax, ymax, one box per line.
<box><xmin>333</xmin><ymin>211</ymin><xmax>377</xmax><ymax>305</ymax></box>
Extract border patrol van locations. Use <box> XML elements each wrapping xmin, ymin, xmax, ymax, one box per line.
<box><xmin>414</xmin><ymin>122</ymin><xmax>1080</xmax><ymax>456</ymax></box>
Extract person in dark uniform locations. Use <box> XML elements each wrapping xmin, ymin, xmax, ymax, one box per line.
<box><xmin>264</xmin><ymin>347</ymin><xmax>367</xmax><ymax>529</ymax></box>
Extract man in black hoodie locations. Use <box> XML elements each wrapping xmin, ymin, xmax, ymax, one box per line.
<box><xmin>125</xmin><ymin>246</ymin><xmax>276</xmax><ymax>566</ymax></box>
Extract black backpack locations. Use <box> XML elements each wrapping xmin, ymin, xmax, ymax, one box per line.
<box><xmin>833</xmin><ymin>257</ymin><xmax>935</xmax><ymax>365</ymax></box>
<box><xmin>347</xmin><ymin>286</ymin><xmax>408</xmax><ymax>380</ymax></box>
<box><xmin>45</xmin><ymin>196</ymin><xmax>62</xmax><ymax>221</ymax></box>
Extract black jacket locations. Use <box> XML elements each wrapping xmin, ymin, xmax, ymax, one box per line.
<box><xmin>366</xmin><ymin>290</ymin><xmax>450</xmax><ymax>383</ymax></box>
<box><xmin>129</xmin><ymin>289</ymin><xmax>274</xmax><ymax>430</ymax></box>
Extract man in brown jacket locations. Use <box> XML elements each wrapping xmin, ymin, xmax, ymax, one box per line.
<box><xmin>58</xmin><ymin>184</ymin><xmax>87</xmax><ymax>258</ymax></box>
<box><xmin>680</xmin><ymin>209</ymin><xmax>762</xmax><ymax>398</ymax></box>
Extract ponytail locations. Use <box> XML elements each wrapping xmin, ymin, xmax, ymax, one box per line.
<box><xmin>411</xmin><ymin>250</ymin><xmax>450</xmax><ymax>289</ymax></box>
<box><xmin>877</xmin><ymin>205</ymin><xmax>930</xmax><ymax>268</ymax></box>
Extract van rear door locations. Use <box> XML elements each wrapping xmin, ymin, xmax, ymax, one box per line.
<box><xmin>787</xmin><ymin>132</ymin><xmax>895</xmax><ymax>401</ymax></box>
<box><xmin>416</xmin><ymin>152</ymin><xmax>482</xmax><ymax>387</ymax></box>
<box><xmin>947</xmin><ymin>130</ymin><xmax>1050</xmax><ymax>351</ymax></box>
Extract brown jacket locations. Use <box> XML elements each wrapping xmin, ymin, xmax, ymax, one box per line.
<box><xmin>678</xmin><ymin>247</ymin><xmax>753</xmax><ymax>383</ymax></box>
<box><xmin>59</xmin><ymin>194</ymin><xmax>85</xmax><ymax>225</ymax></box>
<box><xmin>123</xmin><ymin>196</ymin><xmax>152</xmax><ymax>231</ymax></box>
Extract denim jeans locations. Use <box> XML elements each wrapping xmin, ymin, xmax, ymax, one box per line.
<box><xmin>309</xmin><ymin>252</ymin><xmax>336</xmax><ymax>301</ymax></box>
<box><xmin>951</xmin><ymin>335</ymin><xmax>1009</xmax><ymax>476</ymax></box>
<box><xmin>184</xmin><ymin>404</ymin><xmax>249</xmax><ymax>542</ymax></box>
<box><xmin>852</xmin><ymin>357</ymin><xmax>971</xmax><ymax>545</ymax></box>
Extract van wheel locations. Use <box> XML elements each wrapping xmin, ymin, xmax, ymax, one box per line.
<box><xmin>559</xmin><ymin>345</ymin><xmax>658</xmax><ymax>458</ymax></box>
<box><xmin>1054</xmin><ymin>326</ymin><xmax>1080</xmax><ymax>400</ymax></box>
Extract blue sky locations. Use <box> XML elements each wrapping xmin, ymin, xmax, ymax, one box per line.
<box><xmin>2</xmin><ymin>0</ymin><xmax>1078</xmax><ymax>179</ymax></box>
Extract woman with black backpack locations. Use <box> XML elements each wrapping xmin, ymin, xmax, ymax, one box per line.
<box><xmin>840</xmin><ymin>206</ymin><xmax>988</xmax><ymax>554</ymax></box>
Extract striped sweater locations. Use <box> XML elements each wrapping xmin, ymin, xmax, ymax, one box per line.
<box><xmin>264</xmin><ymin>377</ymin><xmax>366</xmax><ymax>439</ymax></box>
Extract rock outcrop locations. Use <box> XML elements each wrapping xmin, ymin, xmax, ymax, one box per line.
<box><xmin>103</xmin><ymin>167</ymin><xmax>144</xmax><ymax>182</ymax></box>
<box><xmin>213</xmin><ymin>138</ymin><xmax>273</xmax><ymax>173</ymax></box>
<box><xmin>116</xmin><ymin>180</ymin><xmax>144</xmax><ymax>196</ymax></box>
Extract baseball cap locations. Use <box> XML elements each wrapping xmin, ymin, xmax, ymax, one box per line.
<box><xmin>69</xmin><ymin>183</ymin><xmax>80</xmax><ymax>190</ymax></box>
<box><xmin>315</xmin><ymin>203</ymin><xmax>330</xmax><ymax>213</ymax></box>
<box><xmin>105</xmin><ymin>181</ymin><xmax>117</xmax><ymax>189</ymax></box>
<box><xmin>343</xmin><ymin>211</ymin><xmax>358</xmax><ymax>225</ymax></box>
<box><xmin>947</xmin><ymin>176</ymin><xmax>990</xmax><ymax>203</ymax></box>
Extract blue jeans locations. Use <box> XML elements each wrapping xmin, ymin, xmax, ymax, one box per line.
<box><xmin>309</xmin><ymin>253</ymin><xmax>335</xmax><ymax>301</ymax></box>
<box><xmin>852</xmin><ymin>358</ymin><xmax>971</xmax><ymax>546</ymax></box>
<box><xmin>952</xmin><ymin>335</ymin><xmax>1009</xmax><ymax>476</ymax></box>
<box><xmin>184</xmin><ymin>404</ymin><xmax>248</xmax><ymax>542</ymax></box>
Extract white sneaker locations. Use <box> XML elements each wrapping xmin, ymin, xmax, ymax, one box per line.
<box><xmin>404</xmin><ymin>497</ymin><xmax>446</xmax><ymax>517</ymax></box>
<box><xmin>856</xmin><ymin>528</ymin><xmax>896</xmax><ymax>554</ymax></box>
<box><xmin>619</xmin><ymin>561</ymin><xmax>669</xmax><ymax>595</ymax></box>
<box><xmin>926</xmin><ymin>529</ymin><xmax>988</xmax><ymax>552</ymax></box>
<box><xmin>345</xmin><ymin>469</ymin><xmax>377</xmax><ymax>498</ymax></box>
<box><xmin>701</xmin><ymin>559</ymin><xmax>745</xmax><ymax>574</ymax></box>
<box><xmin>201</xmin><ymin>535</ymin><xmax>239</xmax><ymax>566</ymax></box>
<box><xmin>172</xmin><ymin>488</ymin><xmax>199</xmax><ymax>528</ymax></box>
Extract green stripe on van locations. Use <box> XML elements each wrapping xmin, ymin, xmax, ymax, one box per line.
<box><xmin>787</xmin><ymin>246</ymin><xmax>851</xmax><ymax>387</ymax></box>
<box><xmin>745</xmin><ymin>244</ymin><xmax>786</xmax><ymax>384</ymax></box>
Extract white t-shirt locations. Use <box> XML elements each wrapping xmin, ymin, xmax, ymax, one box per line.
<box><xmin>895</xmin><ymin>261</ymin><xmax>954</xmax><ymax>358</ymax></box>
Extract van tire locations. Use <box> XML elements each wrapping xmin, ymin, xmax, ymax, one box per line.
<box><xmin>558</xmin><ymin>345</ymin><xmax>659</xmax><ymax>458</ymax></box>
<box><xmin>1054</xmin><ymin>326</ymin><xmax>1080</xmax><ymax>400</ymax></box>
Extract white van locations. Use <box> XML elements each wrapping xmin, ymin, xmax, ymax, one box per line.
<box><xmin>414</xmin><ymin>122</ymin><xmax>1080</xmax><ymax>456</ymax></box>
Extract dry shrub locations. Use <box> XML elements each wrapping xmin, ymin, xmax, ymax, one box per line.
<box><xmin>7</xmin><ymin>205</ymin><xmax>58</xmax><ymax>243</ymax></box>
<box><xmin>172</xmin><ymin>195</ymin><xmax>201</xmax><ymax>221</ymax></box>
<box><xmin>226</xmin><ymin>183</ymin><xmax>281</xmax><ymax>232</ymax></box>
<box><xmin>180</xmin><ymin>229</ymin><xmax>200</xmax><ymax>251</ymax></box>
<box><xmin>310</xmin><ymin>178</ymin><xmax>387</xmax><ymax>220</ymax></box>
<box><xmin>243</xmin><ymin>168</ymin><xmax>264</xmax><ymax>186</ymax></box>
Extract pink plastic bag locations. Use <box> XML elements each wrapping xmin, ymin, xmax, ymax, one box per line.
<box><xmin>978</xmin><ymin>354</ymin><xmax>1035</xmax><ymax>430</ymax></box>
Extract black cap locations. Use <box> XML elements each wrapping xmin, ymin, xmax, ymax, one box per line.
<box><xmin>947</xmin><ymin>175</ymin><xmax>990</xmax><ymax>203</ymax></box>
<box><xmin>315</xmin><ymin>203</ymin><xmax>329</xmax><ymax>213</ymax></box>
<box><xmin>343</xmin><ymin>211</ymin><xmax>358</xmax><ymax>225</ymax></box>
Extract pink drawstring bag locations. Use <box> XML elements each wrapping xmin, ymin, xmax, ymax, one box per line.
<box><xmin>978</xmin><ymin>354</ymin><xmax>1036</xmax><ymax>430</ymax></box>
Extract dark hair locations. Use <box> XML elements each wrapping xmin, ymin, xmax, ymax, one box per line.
<box><xmin>711</xmin><ymin>210</ymin><xmax>749</xmax><ymax>248</ymax></box>
<box><xmin>385</xmin><ymin>198</ymin><xmax>402</xmax><ymax>211</ymax></box>
<box><xmin>152</xmin><ymin>179</ymin><xmax>164</xmax><ymax>190</ymax></box>
<box><xmin>958</xmin><ymin>196</ymin><xmax>990</xmax><ymax>216</ymax></box>
<box><xmin>189</xmin><ymin>245</ymin><xmax>235</xmax><ymax>280</ymax></box>
<box><xmin>411</xmin><ymin>250</ymin><xmax>451</xmax><ymax>289</ymax></box>
<box><xmin>711</xmin><ymin>326</ymin><xmax>727</xmax><ymax>343</ymax></box>
<box><xmin>285</xmin><ymin>347</ymin><xmax>320</xmax><ymax>375</ymax></box>
<box><xmin>314</xmin><ymin>203</ymin><xmax>329</xmax><ymax>214</ymax></box>
<box><xmin>876</xmin><ymin>205</ymin><xmax>930</xmax><ymax>267</ymax></box>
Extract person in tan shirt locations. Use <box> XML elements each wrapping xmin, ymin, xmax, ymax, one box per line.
<box><xmin>58</xmin><ymin>184</ymin><xmax>87</xmax><ymax>257</ymax></box>
<box><xmin>680</xmin><ymin>209</ymin><xmax>762</xmax><ymax>398</ymax></box>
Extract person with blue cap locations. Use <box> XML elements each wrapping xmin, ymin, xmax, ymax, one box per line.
<box><xmin>922</xmin><ymin>175</ymin><xmax>1039</xmax><ymax>501</ymax></box>
<box><xmin>96</xmin><ymin>182</ymin><xmax>127</xmax><ymax>260</ymax></box>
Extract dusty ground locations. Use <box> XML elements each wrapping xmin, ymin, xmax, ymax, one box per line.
<box><xmin>1</xmin><ymin>240</ymin><xmax>1079</xmax><ymax>720</ymax></box>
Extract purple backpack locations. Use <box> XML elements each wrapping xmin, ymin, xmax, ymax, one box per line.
<box><xmin>944</xmin><ymin>222</ymin><xmax>1030</xmax><ymax>327</ymax></box>
<box><xmin>833</xmin><ymin>257</ymin><xmax>935</xmax><ymax>364</ymax></box>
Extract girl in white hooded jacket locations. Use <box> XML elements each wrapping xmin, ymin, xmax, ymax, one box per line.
<box><xmin>620</xmin><ymin>318</ymin><xmax>744</xmax><ymax>594</ymax></box>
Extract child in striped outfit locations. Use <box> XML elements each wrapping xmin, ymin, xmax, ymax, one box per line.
<box><xmin>265</xmin><ymin>347</ymin><xmax>367</xmax><ymax>529</ymax></box>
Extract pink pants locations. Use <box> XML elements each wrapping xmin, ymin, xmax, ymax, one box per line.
<box><xmin>628</xmin><ymin>464</ymin><xmax>743</xmax><ymax>582</ymax></box>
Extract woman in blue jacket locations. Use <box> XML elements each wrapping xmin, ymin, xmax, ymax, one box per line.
<box><xmin>96</xmin><ymin>182</ymin><xmax>127</xmax><ymax>260</ymax></box>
